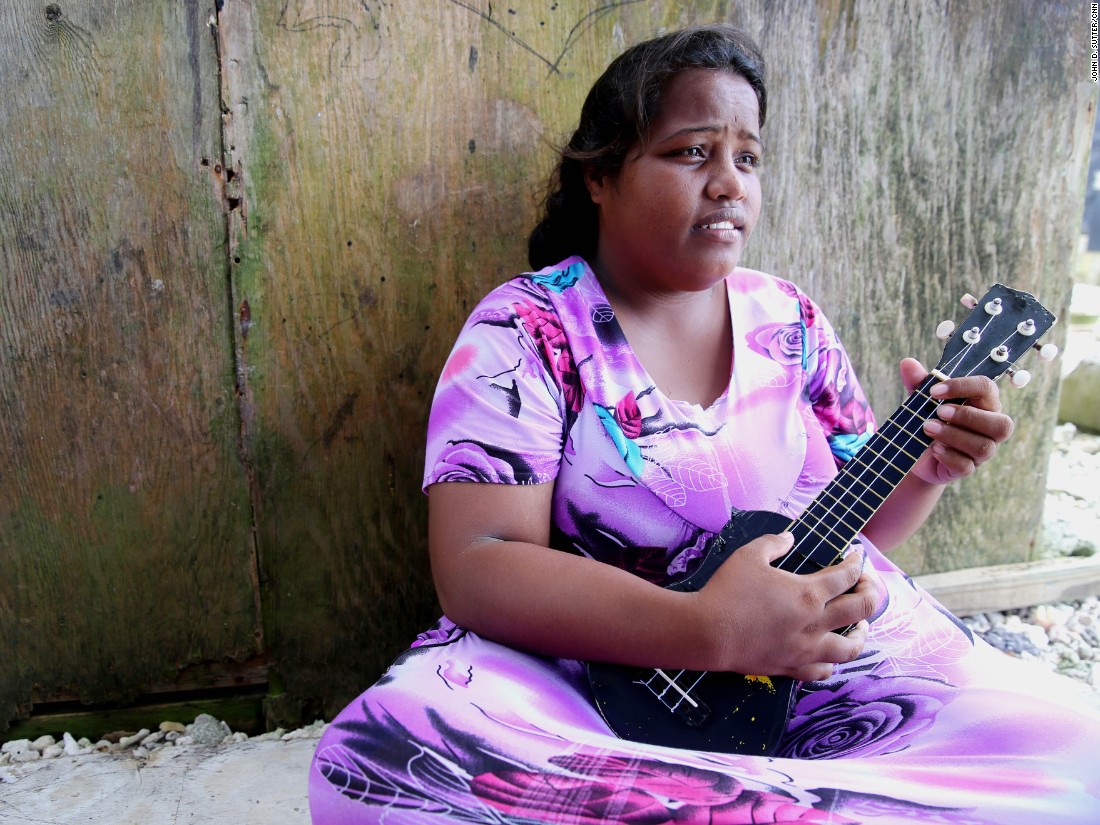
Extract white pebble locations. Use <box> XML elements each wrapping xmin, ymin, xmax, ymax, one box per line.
<box><xmin>119</xmin><ymin>729</ymin><xmax>150</xmax><ymax>749</ymax></box>
<box><xmin>41</xmin><ymin>744</ymin><xmax>63</xmax><ymax>759</ymax></box>
<box><xmin>1</xmin><ymin>739</ymin><xmax>30</xmax><ymax>755</ymax></box>
<box><xmin>31</xmin><ymin>735</ymin><xmax>56</xmax><ymax>752</ymax></box>
<box><xmin>62</xmin><ymin>733</ymin><xmax>83</xmax><ymax>756</ymax></box>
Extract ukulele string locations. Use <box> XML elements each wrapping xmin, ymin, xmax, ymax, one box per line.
<box><xmin>781</xmin><ymin>385</ymin><xmax>941</xmax><ymax>572</ymax></box>
<box><xmin>784</xmin><ymin>311</ymin><xmax>1023</xmax><ymax>572</ymax></box>
<box><xmin>779</xmin><ymin>337</ymin><xmax>981</xmax><ymax>574</ymax></box>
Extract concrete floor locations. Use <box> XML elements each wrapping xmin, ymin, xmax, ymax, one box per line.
<box><xmin>0</xmin><ymin>738</ymin><xmax>317</xmax><ymax>825</ymax></box>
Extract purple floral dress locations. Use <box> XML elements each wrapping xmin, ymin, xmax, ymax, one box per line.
<box><xmin>309</xmin><ymin>258</ymin><xmax>1100</xmax><ymax>824</ymax></box>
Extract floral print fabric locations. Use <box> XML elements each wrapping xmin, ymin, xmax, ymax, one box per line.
<box><xmin>309</xmin><ymin>259</ymin><xmax>1100</xmax><ymax>824</ymax></box>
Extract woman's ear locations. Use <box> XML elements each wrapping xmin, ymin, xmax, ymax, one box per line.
<box><xmin>583</xmin><ymin>163</ymin><xmax>609</xmax><ymax>206</ymax></box>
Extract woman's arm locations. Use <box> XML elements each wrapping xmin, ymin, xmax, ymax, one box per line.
<box><xmin>862</xmin><ymin>358</ymin><xmax>1015</xmax><ymax>551</ymax></box>
<box><xmin>428</xmin><ymin>480</ymin><xmax>878</xmax><ymax>682</ymax></box>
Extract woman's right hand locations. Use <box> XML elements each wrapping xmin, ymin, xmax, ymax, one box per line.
<box><xmin>693</xmin><ymin>531</ymin><xmax>878</xmax><ymax>682</ymax></box>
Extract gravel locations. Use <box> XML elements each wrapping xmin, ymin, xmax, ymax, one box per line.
<box><xmin>0</xmin><ymin>715</ymin><xmax>327</xmax><ymax>774</ymax></box>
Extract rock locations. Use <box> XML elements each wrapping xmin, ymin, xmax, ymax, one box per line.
<box><xmin>62</xmin><ymin>733</ymin><xmax>83</xmax><ymax>756</ymax></box>
<box><xmin>159</xmin><ymin>721</ymin><xmax>186</xmax><ymax>734</ymax></box>
<box><xmin>42</xmin><ymin>744</ymin><xmax>64</xmax><ymax>759</ymax></box>
<box><xmin>186</xmin><ymin>714</ymin><xmax>231</xmax><ymax>746</ymax></box>
<box><xmin>119</xmin><ymin>729</ymin><xmax>150</xmax><ymax>749</ymax></box>
<box><xmin>1</xmin><ymin>739</ymin><xmax>31</xmax><ymax>755</ymax></box>
<box><xmin>1059</xmin><ymin>355</ymin><xmax>1100</xmax><ymax>434</ymax></box>
<box><xmin>30</xmin><ymin>735</ymin><xmax>56</xmax><ymax>752</ymax></box>
<box><xmin>981</xmin><ymin>625</ymin><xmax>1042</xmax><ymax>657</ymax></box>
<box><xmin>281</xmin><ymin>720</ymin><xmax>326</xmax><ymax>741</ymax></box>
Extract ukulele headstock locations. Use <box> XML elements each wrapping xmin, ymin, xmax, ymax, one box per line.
<box><xmin>933</xmin><ymin>284</ymin><xmax>1057</xmax><ymax>387</ymax></box>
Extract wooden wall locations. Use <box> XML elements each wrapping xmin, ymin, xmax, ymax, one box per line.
<box><xmin>0</xmin><ymin>0</ymin><xmax>1093</xmax><ymax>727</ymax></box>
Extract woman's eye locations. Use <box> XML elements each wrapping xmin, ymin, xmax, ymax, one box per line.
<box><xmin>736</xmin><ymin>153</ymin><xmax>759</xmax><ymax>168</ymax></box>
<box><xmin>676</xmin><ymin>146</ymin><xmax>705</xmax><ymax>159</ymax></box>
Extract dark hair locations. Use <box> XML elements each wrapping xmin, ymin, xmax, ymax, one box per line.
<box><xmin>528</xmin><ymin>25</ymin><xmax>767</xmax><ymax>270</ymax></box>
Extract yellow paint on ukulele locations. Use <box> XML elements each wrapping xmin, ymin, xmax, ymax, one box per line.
<box><xmin>745</xmin><ymin>675</ymin><xmax>776</xmax><ymax>692</ymax></box>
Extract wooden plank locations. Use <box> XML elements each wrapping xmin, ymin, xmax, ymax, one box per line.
<box><xmin>915</xmin><ymin>556</ymin><xmax>1100</xmax><ymax>617</ymax></box>
<box><xmin>0</xmin><ymin>1</ymin><xmax>257</xmax><ymax>730</ymax></box>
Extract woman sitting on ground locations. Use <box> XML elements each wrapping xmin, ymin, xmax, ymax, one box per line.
<box><xmin>310</xmin><ymin>23</ymin><xmax>1100</xmax><ymax>825</ymax></box>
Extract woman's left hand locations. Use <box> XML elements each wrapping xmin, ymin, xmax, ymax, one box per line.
<box><xmin>900</xmin><ymin>357</ymin><xmax>1015</xmax><ymax>485</ymax></box>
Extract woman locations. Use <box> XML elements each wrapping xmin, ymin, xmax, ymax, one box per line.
<box><xmin>310</xmin><ymin>25</ymin><xmax>1100</xmax><ymax>824</ymax></box>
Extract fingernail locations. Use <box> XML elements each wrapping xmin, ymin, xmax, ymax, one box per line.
<box><xmin>778</xmin><ymin>531</ymin><xmax>794</xmax><ymax>542</ymax></box>
<box><xmin>930</xmin><ymin>383</ymin><xmax>948</xmax><ymax>397</ymax></box>
<box><xmin>937</xmin><ymin>405</ymin><xmax>956</xmax><ymax>421</ymax></box>
<box><xmin>924</xmin><ymin>419</ymin><xmax>943</xmax><ymax>436</ymax></box>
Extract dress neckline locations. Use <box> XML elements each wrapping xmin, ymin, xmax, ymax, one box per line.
<box><xmin>584</xmin><ymin>263</ymin><xmax>737</xmax><ymax>414</ymax></box>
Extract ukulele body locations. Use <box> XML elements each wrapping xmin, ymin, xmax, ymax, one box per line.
<box><xmin>587</xmin><ymin>508</ymin><xmax>856</xmax><ymax>755</ymax></box>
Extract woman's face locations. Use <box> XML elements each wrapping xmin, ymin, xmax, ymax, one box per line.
<box><xmin>585</xmin><ymin>69</ymin><xmax>763</xmax><ymax>296</ymax></box>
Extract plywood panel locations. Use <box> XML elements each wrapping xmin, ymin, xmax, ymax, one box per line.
<box><xmin>0</xmin><ymin>0</ymin><xmax>257</xmax><ymax>725</ymax></box>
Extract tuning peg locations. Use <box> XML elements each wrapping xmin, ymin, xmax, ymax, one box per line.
<box><xmin>962</xmin><ymin>326</ymin><xmax>982</xmax><ymax>344</ymax></box>
<box><xmin>936</xmin><ymin>320</ymin><xmax>956</xmax><ymax>340</ymax></box>
<box><xmin>1017</xmin><ymin>319</ymin><xmax>1036</xmax><ymax>336</ymax></box>
<box><xmin>984</xmin><ymin>297</ymin><xmax>1003</xmax><ymax>316</ymax></box>
<box><xmin>961</xmin><ymin>293</ymin><xmax>978</xmax><ymax>309</ymax></box>
<box><xmin>1034</xmin><ymin>342</ymin><xmax>1059</xmax><ymax>362</ymax></box>
<box><xmin>1007</xmin><ymin>367</ymin><xmax>1032</xmax><ymax>388</ymax></box>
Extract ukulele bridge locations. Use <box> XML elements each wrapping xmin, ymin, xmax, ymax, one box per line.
<box><xmin>635</xmin><ymin>668</ymin><xmax>712</xmax><ymax>727</ymax></box>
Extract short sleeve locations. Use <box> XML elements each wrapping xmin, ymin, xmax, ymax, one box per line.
<box><xmin>422</xmin><ymin>279</ymin><xmax>569</xmax><ymax>489</ymax></box>
<box><xmin>799</xmin><ymin>292</ymin><xmax>877</xmax><ymax>466</ymax></box>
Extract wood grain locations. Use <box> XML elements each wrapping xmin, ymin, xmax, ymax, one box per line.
<box><xmin>0</xmin><ymin>0</ymin><xmax>256</xmax><ymax>725</ymax></box>
<box><xmin>0</xmin><ymin>0</ymin><xmax>1092</xmax><ymax>727</ymax></box>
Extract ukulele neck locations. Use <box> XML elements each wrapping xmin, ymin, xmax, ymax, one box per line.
<box><xmin>790</xmin><ymin>374</ymin><xmax>942</xmax><ymax>563</ymax></box>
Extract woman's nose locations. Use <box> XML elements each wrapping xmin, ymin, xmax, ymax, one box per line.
<box><xmin>705</xmin><ymin>155</ymin><xmax>747</xmax><ymax>202</ymax></box>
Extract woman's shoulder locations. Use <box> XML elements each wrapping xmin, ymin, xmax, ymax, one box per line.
<box><xmin>468</xmin><ymin>257</ymin><xmax>591</xmax><ymax>310</ymax></box>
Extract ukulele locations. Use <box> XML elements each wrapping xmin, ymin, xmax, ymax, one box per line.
<box><xmin>586</xmin><ymin>284</ymin><xmax>1057</xmax><ymax>755</ymax></box>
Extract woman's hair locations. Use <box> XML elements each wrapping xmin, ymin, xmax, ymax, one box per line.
<box><xmin>528</xmin><ymin>24</ymin><xmax>767</xmax><ymax>270</ymax></box>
